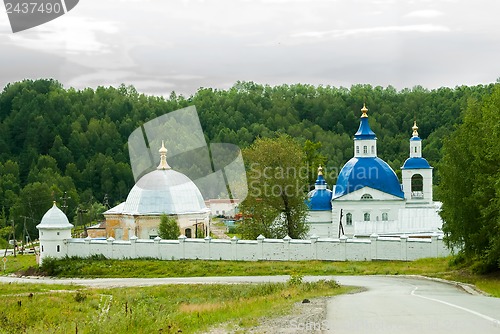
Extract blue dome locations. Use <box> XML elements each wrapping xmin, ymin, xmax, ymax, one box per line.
<box><xmin>354</xmin><ymin>117</ymin><xmax>376</xmax><ymax>140</ymax></box>
<box><xmin>402</xmin><ymin>157</ymin><xmax>432</xmax><ymax>169</ymax></box>
<box><xmin>410</xmin><ymin>136</ymin><xmax>422</xmax><ymax>141</ymax></box>
<box><xmin>333</xmin><ymin>157</ymin><xmax>404</xmax><ymax>199</ymax></box>
<box><xmin>307</xmin><ymin>171</ymin><xmax>332</xmax><ymax>211</ymax></box>
<box><xmin>308</xmin><ymin>188</ymin><xmax>333</xmax><ymax>211</ymax></box>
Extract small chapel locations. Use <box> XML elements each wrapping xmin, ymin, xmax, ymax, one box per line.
<box><xmin>102</xmin><ymin>141</ymin><xmax>210</xmax><ymax>240</ymax></box>
<box><xmin>307</xmin><ymin>104</ymin><xmax>443</xmax><ymax>237</ymax></box>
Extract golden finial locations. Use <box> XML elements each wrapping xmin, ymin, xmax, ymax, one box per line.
<box><xmin>318</xmin><ymin>165</ymin><xmax>323</xmax><ymax>176</ymax></box>
<box><xmin>361</xmin><ymin>103</ymin><xmax>368</xmax><ymax>118</ymax></box>
<box><xmin>412</xmin><ymin>121</ymin><xmax>419</xmax><ymax>137</ymax></box>
<box><xmin>157</xmin><ymin>140</ymin><xmax>171</xmax><ymax>170</ymax></box>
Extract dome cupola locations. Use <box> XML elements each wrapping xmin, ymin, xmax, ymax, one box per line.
<box><xmin>120</xmin><ymin>142</ymin><xmax>208</xmax><ymax>215</ymax></box>
<box><xmin>308</xmin><ymin>165</ymin><xmax>333</xmax><ymax>211</ymax></box>
<box><xmin>354</xmin><ymin>104</ymin><xmax>377</xmax><ymax>157</ymax></box>
<box><xmin>36</xmin><ymin>202</ymin><xmax>73</xmax><ymax>230</ymax></box>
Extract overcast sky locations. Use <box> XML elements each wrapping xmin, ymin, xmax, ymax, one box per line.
<box><xmin>1</xmin><ymin>0</ymin><xmax>500</xmax><ymax>96</ymax></box>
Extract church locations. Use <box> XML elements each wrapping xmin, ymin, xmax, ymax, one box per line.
<box><xmin>102</xmin><ymin>141</ymin><xmax>210</xmax><ymax>240</ymax></box>
<box><xmin>307</xmin><ymin>104</ymin><xmax>443</xmax><ymax>238</ymax></box>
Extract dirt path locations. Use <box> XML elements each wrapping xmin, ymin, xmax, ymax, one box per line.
<box><xmin>204</xmin><ymin>297</ymin><xmax>329</xmax><ymax>333</ymax></box>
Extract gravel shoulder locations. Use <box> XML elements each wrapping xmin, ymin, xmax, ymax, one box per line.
<box><xmin>204</xmin><ymin>297</ymin><xmax>330</xmax><ymax>334</ymax></box>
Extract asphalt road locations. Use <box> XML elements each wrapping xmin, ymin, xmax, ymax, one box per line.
<box><xmin>1</xmin><ymin>275</ymin><xmax>499</xmax><ymax>333</ymax></box>
<box><xmin>326</xmin><ymin>276</ymin><xmax>500</xmax><ymax>334</ymax></box>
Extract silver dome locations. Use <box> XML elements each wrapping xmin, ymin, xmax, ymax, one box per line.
<box><xmin>36</xmin><ymin>202</ymin><xmax>73</xmax><ymax>230</ymax></box>
<box><xmin>121</xmin><ymin>169</ymin><xmax>207</xmax><ymax>215</ymax></box>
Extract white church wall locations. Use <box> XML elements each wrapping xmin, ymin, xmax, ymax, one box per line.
<box><xmin>59</xmin><ymin>234</ymin><xmax>450</xmax><ymax>262</ymax></box>
<box><xmin>306</xmin><ymin>210</ymin><xmax>334</xmax><ymax>237</ymax></box>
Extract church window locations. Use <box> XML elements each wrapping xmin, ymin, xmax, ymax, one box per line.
<box><xmin>411</xmin><ymin>174</ymin><xmax>424</xmax><ymax>199</ymax></box>
<box><xmin>185</xmin><ymin>228</ymin><xmax>192</xmax><ymax>238</ymax></box>
<box><xmin>414</xmin><ymin>147</ymin><xmax>417</xmax><ymax>153</ymax></box>
<box><xmin>364</xmin><ymin>213</ymin><xmax>370</xmax><ymax>221</ymax></box>
<box><xmin>363</xmin><ymin>146</ymin><xmax>367</xmax><ymax>154</ymax></box>
<box><xmin>57</xmin><ymin>232</ymin><xmax>60</xmax><ymax>236</ymax></box>
<box><xmin>382</xmin><ymin>212</ymin><xmax>388</xmax><ymax>221</ymax></box>
<box><xmin>356</xmin><ymin>146</ymin><xmax>359</xmax><ymax>154</ymax></box>
<box><xmin>57</xmin><ymin>245</ymin><xmax>60</xmax><ymax>252</ymax></box>
<box><xmin>346</xmin><ymin>213</ymin><xmax>352</xmax><ymax>226</ymax></box>
<box><xmin>41</xmin><ymin>245</ymin><xmax>44</xmax><ymax>252</ymax></box>
<box><xmin>411</xmin><ymin>174</ymin><xmax>423</xmax><ymax>195</ymax></box>
<box><xmin>361</xmin><ymin>194</ymin><xmax>373</xmax><ymax>200</ymax></box>
<box><xmin>371</xmin><ymin>146</ymin><xmax>374</xmax><ymax>154</ymax></box>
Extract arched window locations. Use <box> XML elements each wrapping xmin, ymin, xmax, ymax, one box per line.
<box><xmin>411</xmin><ymin>174</ymin><xmax>423</xmax><ymax>198</ymax></box>
<box><xmin>361</xmin><ymin>194</ymin><xmax>373</xmax><ymax>200</ymax></box>
<box><xmin>364</xmin><ymin>212</ymin><xmax>370</xmax><ymax>221</ymax></box>
<box><xmin>185</xmin><ymin>228</ymin><xmax>192</xmax><ymax>238</ymax></box>
<box><xmin>346</xmin><ymin>213</ymin><xmax>352</xmax><ymax>226</ymax></box>
<box><xmin>57</xmin><ymin>245</ymin><xmax>60</xmax><ymax>252</ymax></box>
<box><xmin>382</xmin><ymin>212</ymin><xmax>388</xmax><ymax>221</ymax></box>
<box><xmin>363</xmin><ymin>146</ymin><xmax>368</xmax><ymax>154</ymax></box>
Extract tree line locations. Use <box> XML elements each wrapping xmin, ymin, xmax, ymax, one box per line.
<box><xmin>0</xmin><ymin>79</ymin><xmax>498</xmax><ymax>253</ymax></box>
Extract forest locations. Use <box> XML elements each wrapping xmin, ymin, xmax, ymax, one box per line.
<box><xmin>0</xmin><ymin>79</ymin><xmax>498</xmax><ymax>245</ymax></box>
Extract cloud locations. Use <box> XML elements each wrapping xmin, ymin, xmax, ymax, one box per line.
<box><xmin>4</xmin><ymin>16</ymin><xmax>119</xmax><ymax>55</ymax></box>
<box><xmin>291</xmin><ymin>24</ymin><xmax>451</xmax><ymax>39</ymax></box>
<box><xmin>404</xmin><ymin>10</ymin><xmax>444</xmax><ymax>18</ymax></box>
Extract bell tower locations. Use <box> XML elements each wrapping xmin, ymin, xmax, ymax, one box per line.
<box><xmin>401</xmin><ymin>121</ymin><xmax>433</xmax><ymax>203</ymax></box>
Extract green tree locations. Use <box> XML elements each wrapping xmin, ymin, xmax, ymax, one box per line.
<box><xmin>303</xmin><ymin>140</ymin><xmax>327</xmax><ymax>187</ymax></box>
<box><xmin>439</xmin><ymin>85</ymin><xmax>500</xmax><ymax>273</ymax></box>
<box><xmin>158</xmin><ymin>214</ymin><xmax>180</xmax><ymax>240</ymax></box>
<box><xmin>239</xmin><ymin>134</ymin><xmax>309</xmax><ymax>239</ymax></box>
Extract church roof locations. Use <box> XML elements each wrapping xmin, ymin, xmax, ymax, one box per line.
<box><xmin>36</xmin><ymin>202</ymin><xmax>73</xmax><ymax>230</ymax></box>
<box><xmin>354</xmin><ymin>104</ymin><xmax>376</xmax><ymax>140</ymax></box>
<box><xmin>107</xmin><ymin>142</ymin><xmax>208</xmax><ymax>216</ymax></box>
<box><xmin>401</xmin><ymin>157</ymin><xmax>432</xmax><ymax>169</ymax></box>
<box><xmin>308</xmin><ymin>188</ymin><xmax>333</xmax><ymax>211</ymax></box>
<box><xmin>308</xmin><ymin>166</ymin><xmax>332</xmax><ymax>211</ymax></box>
<box><xmin>333</xmin><ymin>157</ymin><xmax>404</xmax><ymax>199</ymax></box>
<box><xmin>120</xmin><ymin>169</ymin><xmax>208</xmax><ymax>215</ymax></box>
<box><xmin>354</xmin><ymin>117</ymin><xmax>376</xmax><ymax>140</ymax></box>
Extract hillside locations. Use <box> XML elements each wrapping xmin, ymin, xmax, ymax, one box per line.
<box><xmin>0</xmin><ymin>79</ymin><xmax>496</xmax><ymax>238</ymax></box>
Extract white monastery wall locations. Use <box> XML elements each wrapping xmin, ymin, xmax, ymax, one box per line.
<box><xmin>57</xmin><ymin>233</ymin><xmax>450</xmax><ymax>262</ymax></box>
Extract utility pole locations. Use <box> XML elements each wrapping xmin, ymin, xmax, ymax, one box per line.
<box><xmin>103</xmin><ymin>194</ymin><xmax>110</xmax><ymax>209</ymax></box>
<box><xmin>76</xmin><ymin>207</ymin><xmax>88</xmax><ymax>237</ymax></box>
<box><xmin>338</xmin><ymin>209</ymin><xmax>345</xmax><ymax>238</ymax></box>
<box><xmin>60</xmin><ymin>191</ymin><xmax>71</xmax><ymax>214</ymax></box>
<box><xmin>11</xmin><ymin>219</ymin><xmax>16</xmax><ymax>257</ymax></box>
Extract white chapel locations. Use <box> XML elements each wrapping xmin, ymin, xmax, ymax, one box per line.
<box><xmin>307</xmin><ymin>104</ymin><xmax>443</xmax><ymax>238</ymax></box>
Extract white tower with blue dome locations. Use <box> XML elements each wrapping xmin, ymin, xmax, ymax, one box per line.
<box><xmin>306</xmin><ymin>166</ymin><xmax>334</xmax><ymax>236</ymax></box>
<box><xmin>331</xmin><ymin>104</ymin><xmax>405</xmax><ymax>237</ymax></box>
<box><xmin>401</xmin><ymin>121</ymin><xmax>433</xmax><ymax>204</ymax></box>
<box><xmin>325</xmin><ymin>104</ymin><xmax>443</xmax><ymax>238</ymax></box>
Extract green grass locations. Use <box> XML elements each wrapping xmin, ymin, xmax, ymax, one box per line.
<box><xmin>1</xmin><ymin>254</ymin><xmax>37</xmax><ymax>275</ymax></box>
<box><xmin>4</xmin><ymin>255</ymin><xmax>500</xmax><ymax>297</ymax></box>
<box><xmin>0</xmin><ymin>278</ymin><xmax>351</xmax><ymax>334</ymax></box>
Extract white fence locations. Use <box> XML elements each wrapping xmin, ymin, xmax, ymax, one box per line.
<box><xmin>63</xmin><ymin>234</ymin><xmax>450</xmax><ymax>261</ymax></box>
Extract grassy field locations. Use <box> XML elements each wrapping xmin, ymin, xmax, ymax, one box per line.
<box><xmin>3</xmin><ymin>254</ymin><xmax>500</xmax><ymax>297</ymax></box>
<box><xmin>0</xmin><ymin>277</ymin><xmax>351</xmax><ymax>333</ymax></box>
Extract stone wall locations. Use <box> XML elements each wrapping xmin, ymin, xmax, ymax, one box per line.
<box><xmin>63</xmin><ymin>234</ymin><xmax>450</xmax><ymax>261</ymax></box>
